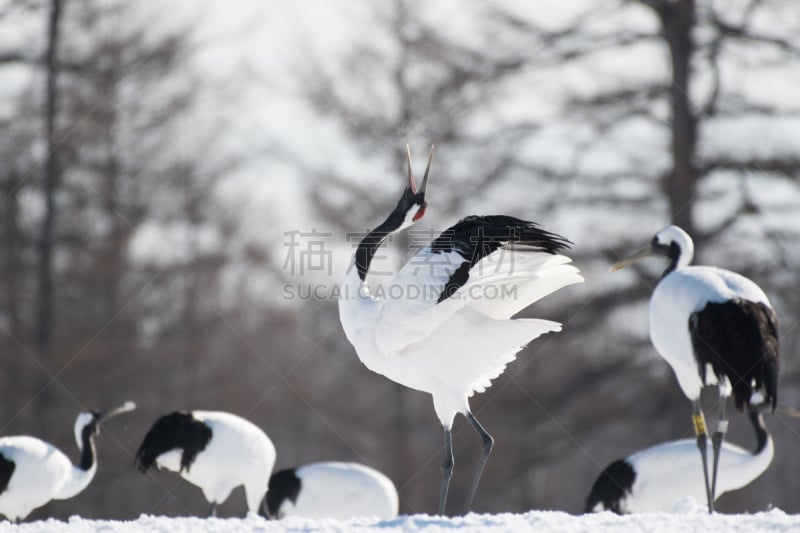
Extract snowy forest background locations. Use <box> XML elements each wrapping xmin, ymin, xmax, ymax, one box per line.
<box><xmin>1</xmin><ymin>0</ymin><xmax>800</xmax><ymax>520</ymax></box>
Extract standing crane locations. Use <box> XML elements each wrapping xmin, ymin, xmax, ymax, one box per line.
<box><xmin>339</xmin><ymin>145</ymin><xmax>582</xmax><ymax>514</ymax></box>
<box><xmin>612</xmin><ymin>225</ymin><xmax>778</xmax><ymax>512</ymax></box>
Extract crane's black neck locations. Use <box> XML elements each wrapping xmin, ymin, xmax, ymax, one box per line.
<box><xmin>79</xmin><ymin>422</ymin><xmax>98</xmax><ymax>471</ymax></box>
<box><xmin>355</xmin><ymin>211</ymin><xmax>405</xmax><ymax>282</ymax></box>
<box><xmin>748</xmin><ymin>409</ymin><xmax>769</xmax><ymax>455</ymax></box>
<box><xmin>656</xmin><ymin>241</ymin><xmax>683</xmax><ymax>279</ymax></box>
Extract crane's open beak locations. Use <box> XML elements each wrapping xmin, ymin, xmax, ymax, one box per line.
<box><xmin>419</xmin><ymin>145</ymin><xmax>433</xmax><ymax>194</ymax></box>
<box><xmin>406</xmin><ymin>144</ymin><xmax>434</xmax><ymax>194</ymax></box>
<box><xmin>98</xmin><ymin>401</ymin><xmax>136</xmax><ymax>423</ymax></box>
<box><xmin>610</xmin><ymin>246</ymin><xmax>653</xmax><ymax>272</ymax></box>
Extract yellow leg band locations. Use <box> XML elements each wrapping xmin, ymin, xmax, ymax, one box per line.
<box><xmin>692</xmin><ymin>413</ymin><xmax>707</xmax><ymax>436</ymax></box>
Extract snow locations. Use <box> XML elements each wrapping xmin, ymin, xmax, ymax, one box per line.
<box><xmin>5</xmin><ymin>505</ymin><xmax>800</xmax><ymax>533</ymax></box>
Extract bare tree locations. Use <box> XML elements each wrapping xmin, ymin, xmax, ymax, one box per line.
<box><xmin>28</xmin><ymin>0</ymin><xmax>64</xmax><ymax>431</ymax></box>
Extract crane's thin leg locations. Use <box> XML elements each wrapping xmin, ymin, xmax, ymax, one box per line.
<box><xmin>710</xmin><ymin>394</ymin><xmax>728</xmax><ymax>503</ymax></box>
<box><xmin>208</xmin><ymin>501</ymin><xmax>218</xmax><ymax>518</ymax></box>
<box><xmin>692</xmin><ymin>401</ymin><xmax>713</xmax><ymax>513</ymax></box>
<box><xmin>439</xmin><ymin>426</ymin><xmax>454</xmax><ymax>516</ymax></box>
<box><xmin>462</xmin><ymin>412</ymin><xmax>494</xmax><ymax>515</ymax></box>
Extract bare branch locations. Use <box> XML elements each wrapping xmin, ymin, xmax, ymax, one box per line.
<box><xmin>701</xmin><ymin>157</ymin><xmax>800</xmax><ymax>178</ymax></box>
<box><xmin>0</xmin><ymin>51</ymin><xmax>34</xmax><ymax>64</ymax></box>
<box><xmin>566</xmin><ymin>83</ymin><xmax>668</xmax><ymax>115</ymax></box>
<box><xmin>696</xmin><ymin>206</ymin><xmax>756</xmax><ymax>245</ymax></box>
<box><xmin>710</xmin><ymin>13</ymin><xmax>800</xmax><ymax>56</ymax></box>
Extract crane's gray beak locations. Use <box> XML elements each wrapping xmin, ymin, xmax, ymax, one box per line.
<box><xmin>406</xmin><ymin>144</ymin><xmax>417</xmax><ymax>192</ymax></box>
<box><xmin>610</xmin><ymin>246</ymin><xmax>653</xmax><ymax>272</ymax></box>
<box><xmin>98</xmin><ymin>401</ymin><xmax>136</xmax><ymax>423</ymax></box>
<box><xmin>419</xmin><ymin>145</ymin><xmax>434</xmax><ymax>194</ymax></box>
<box><xmin>406</xmin><ymin>144</ymin><xmax>434</xmax><ymax>194</ymax></box>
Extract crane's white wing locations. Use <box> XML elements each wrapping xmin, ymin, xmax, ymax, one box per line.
<box><xmin>374</xmin><ymin>216</ymin><xmax>582</xmax><ymax>354</ymax></box>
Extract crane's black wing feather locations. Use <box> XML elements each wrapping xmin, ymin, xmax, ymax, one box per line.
<box><xmin>430</xmin><ymin>215</ymin><xmax>572</xmax><ymax>303</ymax></box>
<box><xmin>135</xmin><ymin>412</ymin><xmax>213</xmax><ymax>473</ymax></box>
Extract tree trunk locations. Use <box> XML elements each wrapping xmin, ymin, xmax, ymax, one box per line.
<box><xmin>658</xmin><ymin>0</ymin><xmax>698</xmax><ymax>238</ymax></box>
<box><xmin>34</xmin><ymin>0</ymin><xmax>64</xmax><ymax>429</ymax></box>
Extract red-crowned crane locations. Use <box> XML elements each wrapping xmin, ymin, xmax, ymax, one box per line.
<box><xmin>135</xmin><ymin>410</ymin><xmax>275</xmax><ymax>517</ymax></box>
<box><xmin>585</xmin><ymin>403</ymin><xmax>773</xmax><ymax>513</ymax></box>
<box><xmin>263</xmin><ymin>461</ymin><xmax>398</xmax><ymax>520</ymax></box>
<box><xmin>612</xmin><ymin>225</ymin><xmax>779</xmax><ymax>513</ymax></box>
<box><xmin>0</xmin><ymin>402</ymin><xmax>135</xmax><ymax>521</ymax></box>
<box><xmin>339</xmin><ymin>146</ymin><xmax>582</xmax><ymax>514</ymax></box>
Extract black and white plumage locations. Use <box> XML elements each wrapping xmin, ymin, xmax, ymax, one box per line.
<box><xmin>0</xmin><ymin>402</ymin><xmax>135</xmax><ymax>522</ymax></box>
<box><xmin>263</xmin><ymin>462</ymin><xmax>398</xmax><ymax>520</ymax></box>
<box><xmin>585</xmin><ymin>405</ymin><xmax>773</xmax><ymax>514</ymax></box>
<box><xmin>612</xmin><ymin>225</ymin><xmax>779</xmax><ymax>513</ymax></box>
<box><xmin>135</xmin><ymin>410</ymin><xmax>276</xmax><ymax>516</ymax></box>
<box><xmin>339</xmin><ymin>146</ymin><xmax>582</xmax><ymax>514</ymax></box>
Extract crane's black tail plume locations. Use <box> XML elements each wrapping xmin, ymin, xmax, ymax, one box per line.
<box><xmin>690</xmin><ymin>298</ymin><xmax>779</xmax><ymax>411</ymax></box>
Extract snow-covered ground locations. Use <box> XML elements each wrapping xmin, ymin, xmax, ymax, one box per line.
<box><xmin>4</xmin><ymin>502</ymin><xmax>800</xmax><ymax>533</ymax></box>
